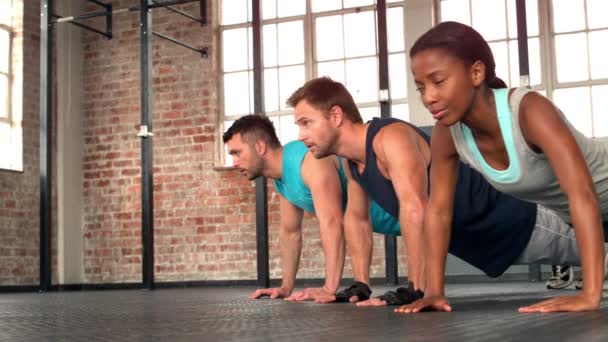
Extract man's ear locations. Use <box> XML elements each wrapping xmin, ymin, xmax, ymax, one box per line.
<box><xmin>470</xmin><ymin>60</ymin><xmax>486</xmax><ymax>87</ymax></box>
<box><xmin>328</xmin><ymin>105</ymin><xmax>344</xmax><ymax>127</ymax></box>
<box><xmin>254</xmin><ymin>139</ymin><xmax>267</xmax><ymax>155</ymax></box>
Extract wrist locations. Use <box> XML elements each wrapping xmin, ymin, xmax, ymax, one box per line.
<box><xmin>322</xmin><ymin>283</ymin><xmax>338</xmax><ymax>294</ymax></box>
<box><xmin>280</xmin><ymin>283</ymin><xmax>293</xmax><ymax>294</ymax></box>
<box><xmin>582</xmin><ymin>287</ymin><xmax>602</xmax><ymax>305</ymax></box>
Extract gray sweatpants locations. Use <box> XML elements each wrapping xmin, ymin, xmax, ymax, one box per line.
<box><xmin>514</xmin><ymin>206</ymin><xmax>582</xmax><ymax>266</ymax></box>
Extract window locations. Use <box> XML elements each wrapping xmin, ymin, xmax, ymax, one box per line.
<box><xmin>219</xmin><ymin>0</ymin><xmax>409</xmax><ymax>165</ymax></box>
<box><xmin>439</xmin><ymin>0</ymin><xmax>542</xmax><ymax>88</ymax></box>
<box><xmin>439</xmin><ymin>0</ymin><xmax>608</xmax><ymax>138</ymax></box>
<box><xmin>0</xmin><ymin>0</ymin><xmax>22</xmax><ymax>171</ymax></box>
<box><xmin>551</xmin><ymin>0</ymin><xmax>608</xmax><ymax>138</ymax></box>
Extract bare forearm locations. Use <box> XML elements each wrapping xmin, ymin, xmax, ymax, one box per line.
<box><xmin>344</xmin><ymin>217</ymin><xmax>373</xmax><ymax>285</ymax></box>
<box><xmin>424</xmin><ymin>212</ymin><xmax>451</xmax><ymax>296</ymax></box>
<box><xmin>319</xmin><ymin>219</ymin><xmax>346</xmax><ymax>293</ymax></box>
<box><xmin>400</xmin><ymin>206</ymin><xmax>426</xmax><ymax>289</ymax></box>
<box><xmin>569</xmin><ymin>190</ymin><xmax>604</xmax><ymax>303</ymax></box>
<box><xmin>280</xmin><ymin>228</ymin><xmax>302</xmax><ymax>292</ymax></box>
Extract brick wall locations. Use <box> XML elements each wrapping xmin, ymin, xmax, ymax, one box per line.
<box><xmin>0</xmin><ymin>0</ymin><xmax>408</xmax><ymax>286</ymax></box>
<box><xmin>0</xmin><ymin>0</ymin><xmax>43</xmax><ymax>285</ymax></box>
<box><xmin>80</xmin><ymin>0</ymin><xmax>409</xmax><ymax>284</ymax></box>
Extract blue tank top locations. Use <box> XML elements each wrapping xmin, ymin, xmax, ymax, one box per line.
<box><xmin>348</xmin><ymin>118</ymin><xmax>538</xmax><ymax>277</ymax></box>
<box><xmin>274</xmin><ymin>141</ymin><xmax>401</xmax><ymax>236</ymax></box>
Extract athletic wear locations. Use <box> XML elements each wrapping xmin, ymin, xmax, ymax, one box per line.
<box><xmin>347</xmin><ymin>117</ymin><xmax>537</xmax><ymax>277</ymax></box>
<box><xmin>274</xmin><ymin>140</ymin><xmax>401</xmax><ymax>235</ymax></box>
<box><xmin>450</xmin><ymin>87</ymin><xmax>608</xmax><ymax>224</ymax></box>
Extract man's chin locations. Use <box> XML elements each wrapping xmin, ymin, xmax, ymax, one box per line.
<box><xmin>312</xmin><ymin>150</ymin><xmax>330</xmax><ymax>159</ymax></box>
<box><xmin>247</xmin><ymin>175</ymin><xmax>260</xmax><ymax>181</ymax></box>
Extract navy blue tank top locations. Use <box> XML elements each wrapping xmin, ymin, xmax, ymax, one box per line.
<box><xmin>348</xmin><ymin>117</ymin><xmax>537</xmax><ymax>277</ymax></box>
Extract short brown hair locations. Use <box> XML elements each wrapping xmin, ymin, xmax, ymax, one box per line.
<box><xmin>223</xmin><ymin>114</ymin><xmax>281</xmax><ymax>148</ymax></box>
<box><xmin>286</xmin><ymin>77</ymin><xmax>363</xmax><ymax>124</ymax></box>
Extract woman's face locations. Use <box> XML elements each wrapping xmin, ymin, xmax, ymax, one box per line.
<box><xmin>411</xmin><ymin>48</ymin><xmax>479</xmax><ymax>127</ymax></box>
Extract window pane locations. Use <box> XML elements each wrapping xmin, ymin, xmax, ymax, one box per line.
<box><xmin>588</xmin><ymin>30</ymin><xmax>608</xmax><ymax>80</ymax></box>
<box><xmin>552</xmin><ymin>0</ymin><xmax>585</xmax><ymax>33</ymax></box>
<box><xmin>592</xmin><ymin>85</ymin><xmax>608</xmax><ymax>137</ymax></box>
<box><xmin>507</xmin><ymin>0</ymin><xmax>539</xmax><ymax>38</ymax></box>
<box><xmin>344</xmin><ymin>11</ymin><xmax>376</xmax><ymax>58</ymax></box>
<box><xmin>311</xmin><ymin>0</ymin><xmax>341</xmax><ymax>13</ymax></box>
<box><xmin>221</xmin><ymin>0</ymin><xmax>248</xmax><ymax>25</ymax></box>
<box><xmin>440</xmin><ymin>0</ymin><xmax>471</xmax><ymax>25</ymax></box>
<box><xmin>223</xmin><ymin>120</ymin><xmax>235</xmax><ymax>166</ymax></box>
<box><xmin>587</xmin><ymin>0</ymin><xmax>608</xmax><ymax>30</ymax></box>
<box><xmin>555</xmin><ymin>33</ymin><xmax>588</xmax><ymax>83</ymax></box>
<box><xmin>0</xmin><ymin>1</ymin><xmax>10</xmax><ymax>26</ymax></box>
<box><xmin>263</xmin><ymin>0</ymin><xmax>276</xmax><ymax>20</ymax></box>
<box><xmin>277</xmin><ymin>0</ymin><xmax>305</xmax><ymax>17</ymax></box>
<box><xmin>263</xmin><ymin>24</ymin><xmax>277</xmax><ymax>67</ymax></box>
<box><xmin>0</xmin><ymin>122</ymin><xmax>10</xmax><ymax>154</ymax></box>
<box><xmin>508</xmin><ymin>38</ymin><xmax>542</xmax><ymax>87</ymax></box>
<box><xmin>222</xmin><ymin>28</ymin><xmax>250</xmax><ymax>72</ymax></box>
<box><xmin>279</xmin><ymin>115</ymin><xmax>298</xmax><ymax>143</ymax></box>
<box><xmin>278</xmin><ymin>21</ymin><xmax>304</xmax><ymax>65</ymax></box>
<box><xmin>279</xmin><ymin>65</ymin><xmax>305</xmax><ymax>110</ymax></box>
<box><xmin>489</xmin><ymin>41</ymin><xmax>510</xmax><ymax>87</ymax></box>
<box><xmin>345</xmin><ymin>57</ymin><xmax>378</xmax><ymax>103</ymax></box>
<box><xmin>389</xmin><ymin>53</ymin><xmax>407</xmax><ymax>99</ymax></box>
<box><xmin>387</xmin><ymin>7</ymin><xmax>405</xmax><ymax>53</ymax></box>
<box><xmin>392</xmin><ymin>104</ymin><xmax>409</xmax><ymax>122</ymax></box>
<box><xmin>360</xmin><ymin>106</ymin><xmax>379</xmax><ymax>122</ymax></box>
<box><xmin>264</xmin><ymin>68</ymin><xmax>279</xmax><ymax>112</ymax></box>
<box><xmin>553</xmin><ymin>87</ymin><xmax>592</xmax><ymax>137</ymax></box>
<box><xmin>344</xmin><ymin>0</ymin><xmax>374</xmax><ymax>8</ymax></box>
<box><xmin>223</xmin><ymin>72</ymin><xmax>251</xmax><ymax>115</ymax></box>
<box><xmin>472</xmin><ymin>0</ymin><xmax>507</xmax><ymax>41</ymax></box>
<box><xmin>315</xmin><ymin>16</ymin><xmax>344</xmax><ymax>61</ymax></box>
<box><xmin>0</xmin><ymin>29</ymin><xmax>8</xmax><ymax>74</ymax></box>
<box><xmin>317</xmin><ymin>61</ymin><xmax>345</xmax><ymax>84</ymax></box>
<box><xmin>0</xmin><ymin>74</ymin><xmax>8</xmax><ymax>119</ymax></box>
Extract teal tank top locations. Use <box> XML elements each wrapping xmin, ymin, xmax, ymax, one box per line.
<box><xmin>274</xmin><ymin>141</ymin><xmax>400</xmax><ymax>235</ymax></box>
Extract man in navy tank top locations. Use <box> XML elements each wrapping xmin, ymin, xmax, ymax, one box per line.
<box><xmin>288</xmin><ymin>77</ymin><xmax>588</xmax><ymax>309</ymax></box>
<box><xmin>224</xmin><ymin>115</ymin><xmax>400</xmax><ymax>303</ymax></box>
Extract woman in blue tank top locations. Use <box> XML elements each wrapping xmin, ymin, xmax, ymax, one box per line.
<box><xmin>406</xmin><ymin>21</ymin><xmax>607</xmax><ymax>313</ymax></box>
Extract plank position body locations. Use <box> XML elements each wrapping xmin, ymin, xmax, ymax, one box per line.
<box><xmin>407</xmin><ymin>21</ymin><xmax>608</xmax><ymax>313</ymax></box>
<box><xmin>288</xmin><ymin>77</ymin><xmax>600</xmax><ymax>308</ymax></box>
<box><xmin>224</xmin><ymin>115</ymin><xmax>399</xmax><ymax>302</ymax></box>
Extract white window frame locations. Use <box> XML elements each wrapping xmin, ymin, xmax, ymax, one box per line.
<box><xmin>0</xmin><ymin>20</ymin><xmax>22</xmax><ymax>172</ymax></box>
<box><xmin>0</xmin><ymin>23</ymin><xmax>11</xmax><ymax>126</ymax></box>
<box><xmin>437</xmin><ymin>0</ymin><xmax>608</xmax><ymax>138</ymax></box>
<box><xmin>545</xmin><ymin>0</ymin><xmax>608</xmax><ymax>138</ymax></box>
<box><xmin>218</xmin><ymin>0</ymin><xmax>409</xmax><ymax>165</ymax></box>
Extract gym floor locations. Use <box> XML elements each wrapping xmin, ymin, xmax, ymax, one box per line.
<box><xmin>1</xmin><ymin>282</ymin><xmax>607</xmax><ymax>341</ymax></box>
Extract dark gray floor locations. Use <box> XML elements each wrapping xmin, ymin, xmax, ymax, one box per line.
<box><xmin>1</xmin><ymin>282</ymin><xmax>608</xmax><ymax>341</ymax></box>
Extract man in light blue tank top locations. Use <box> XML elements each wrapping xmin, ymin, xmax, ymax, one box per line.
<box><xmin>223</xmin><ymin>115</ymin><xmax>400</xmax><ymax>303</ymax></box>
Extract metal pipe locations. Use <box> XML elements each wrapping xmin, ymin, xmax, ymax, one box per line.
<box><xmin>51</xmin><ymin>1</ymin><xmax>199</xmax><ymax>25</ymax></box>
<box><xmin>252</xmin><ymin>0</ymin><xmax>269</xmax><ymax>289</ymax></box>
<box><xmin>199</xmin><ymin>0</ymin><xmax>207</xmax><ymax>26</ymax></box>
<box><xmin>148</xmin><ymin>0</ymin><xmax>199</xmax><ymax>9</ymax></box>
<box><xmin>377</xmin><ymin>0</ymin><xmax>399</xmax><ymax>285</ymax></box>
<box><xmin>140</xmin><ymin>0</ymin><xmax>155</xmax><ymax>290</ymax></box>
<box><xmin>152</xmin><ymin>31</ymin><xmax>207</xmax><ymax>57</ymax></box>
<box><xmin>86</xmin><ymin>0</ymin><xmax>109</xmax><ymax>8</ymax></box>
<box><xmin>516</xmin><ymin>0</ymin><xmax>530</xmax><ymax>87</ymax></box>
<box><xmin>52</xmin><ymin>14</ymin><xmax>111</xmax><ymax>38</ymax></box>
<box><xmin>39</xmin><ymin>0</ymin><xmax>53</xmax><ymax>292</ymax></box>
<box><xmin>151</xmin><ymin>0</ymin><xmax>205</xmax><ymax>25</ymax></box>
